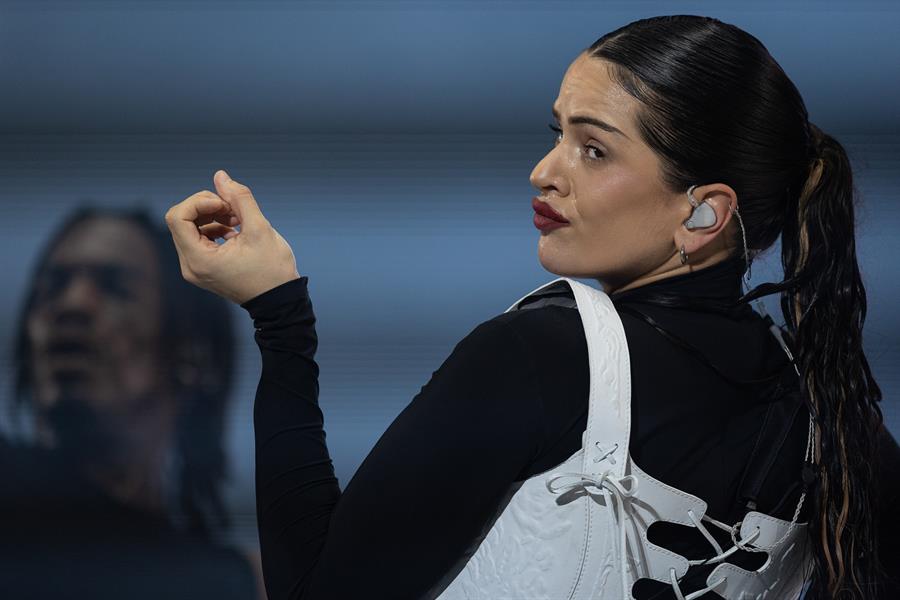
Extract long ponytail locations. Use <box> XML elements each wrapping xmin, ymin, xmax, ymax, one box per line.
<box><xmin>584</xmin><ymin>15</ymin><xmax>890</xmax><ymax>596</ymax></box>
<box><xmin>779</xmin><ymin>122</ymin><xmax>885</xmax><ymax>598</ymax></box>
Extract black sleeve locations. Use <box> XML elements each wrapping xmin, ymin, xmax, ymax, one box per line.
<box><xmin>875</xmin><ymin>424</ymin><xmax>900</xmax><ymax>596</ymax></box>
<box><xmin>241</xmin><ymin>277</ymin><xmax>546</xmax><ymax>600</ymax></box>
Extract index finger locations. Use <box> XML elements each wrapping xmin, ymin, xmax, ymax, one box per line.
<box><xmin>165</xmin><ymin>192</ymin><xmax>232</xmax><ymax>257</ymax></box>
<box><xmin>213</xmin><ymin>170</ymin><xmax>268</xmax><ymax>235</ymax></box>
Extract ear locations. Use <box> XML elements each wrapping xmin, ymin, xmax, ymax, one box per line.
<box><xmin>673</xmin><ymin>183</ymin><xmax>739</xmax><ymax>259</ymax></box>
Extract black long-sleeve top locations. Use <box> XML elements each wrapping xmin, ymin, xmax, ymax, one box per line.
<box><xmin>241</xmin><ymin>254</ymin><xmax>900</xmax><ymax>600</ymax></box>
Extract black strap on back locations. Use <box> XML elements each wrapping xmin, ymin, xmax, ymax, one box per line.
<box><xmin>732</xmin><ymin>365</ymin><xmax>806</xmax><ymax>518</ymax></box>
<box><xmin>610</xmin><ymin>302</ymin><xmax>809</xmax><ymax>520</ymax></box>
<box><xmin>514</xmin><ymin>280</ymin><xmax>577</xmax><ymax>311</ymax></box>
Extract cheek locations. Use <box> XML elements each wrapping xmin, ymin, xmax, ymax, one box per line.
<box><xmin>98</xmin><ymin>305</ymin><xmax>163</xmax><ymax>395</ymax></box>
<box><xmin>572</xmin><ymin>164</ymin><xmax>630</xmax><ymax>217</ymax></box>
<box><xmin>26</xmin><ymin>309</ymin><xmax>50</xmax><ymax>349</ymax></box>
<box><xmin>574</xmin><ymin>162</ymin><xmax>665</xmax><ymax>230</ymax></box>
<box><xmin>107</xmin><ymin>317</ymin><xmax>159</xmax><ymax>361</ymax></box>
<box><xmin>570</xmin><ymin>178</ymin><xmax>672</xmax><ymax>266</ymax></box>
<box><xmin>574</xmin><ymin>181</ymin><xmax>641</xmax><ymax>233</ymax></box>
<box><xmin>27</xmin><ymin>313</ymin><xmax>57</xmax><ymax>404</ymax></box>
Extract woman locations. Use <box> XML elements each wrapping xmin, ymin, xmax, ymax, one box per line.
<box><xmin>165</xmin><ymin>15</ymin><xmax>898</xmax><ymax>599</ymax></box>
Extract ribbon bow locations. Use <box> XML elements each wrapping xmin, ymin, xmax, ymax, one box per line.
<box><xmin>546</xmin><ymin>469</ymin><xmax>642</xmax><ymax>594</ymax></box>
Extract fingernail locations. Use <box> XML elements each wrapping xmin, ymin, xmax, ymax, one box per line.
<box><xmin>220</xmin><ymin>169</ymin><xmax>231</xmax><ymax>181</ymax></box>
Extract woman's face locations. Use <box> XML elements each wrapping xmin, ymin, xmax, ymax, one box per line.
<box><xmin>529</xmin><ymin>53</ymin><xmax>704</xmax><ymax>293</ymax></box>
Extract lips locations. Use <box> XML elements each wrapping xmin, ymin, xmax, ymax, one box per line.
<box><xmin>47</xmin><ymin>339</ymin><xmax>93</xmax><ymax>356</ymax></box>
<box><xmin>532</xmin><ymin>197</ymin><xmax>569</xmax><ymax>223</ymax></box>
<box><xmin>43</xmin><ymin>337</ymin><xmax>97</xmax><ymax>374</ymax></box>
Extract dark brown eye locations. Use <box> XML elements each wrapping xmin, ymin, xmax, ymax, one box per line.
<box><xmin>584</xmin><ymin>145</ymin><xmax>605</xmax><ymax>160</ymax></box>
<box><xmin>96</xmin><ymin>266</ymin><xmax>134</xmax><ymax>299</ymax></box>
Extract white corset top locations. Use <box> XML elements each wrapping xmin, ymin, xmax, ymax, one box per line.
<box><xmin>428</xmin><ymin>276</ymin><xmax>813</xmax><ymax>600</ymax></box>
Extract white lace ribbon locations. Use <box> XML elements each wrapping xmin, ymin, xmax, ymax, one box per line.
<box><xmin>545</xmin><ymin>469</ymin><xmax>640</xmax><ymax>596</ymax></box>
<box><xmin>543</xmin><ymin>470</ymin><xmax>771</xmax><ymax>599</ymax></box>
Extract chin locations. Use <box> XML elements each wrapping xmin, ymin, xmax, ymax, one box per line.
<box><xmin>537</xmin><ymin>241</ymin><xmax>577</xmax><ymax>279</ymax></box>
<box><xmin>538</xmin><ymin>243</ymin><xmax>618</xmax><ymax>287</ymax></box>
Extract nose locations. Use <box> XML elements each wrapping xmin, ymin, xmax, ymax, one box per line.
<box><xmin>56</xmin><ymin>271</ymin><xmax>102</xmax><ymax>317</ymax></box>
<box><xmin>529</xmin><ymin>145</ymin><xmax>569</xmax><ymax>197</ymax></box>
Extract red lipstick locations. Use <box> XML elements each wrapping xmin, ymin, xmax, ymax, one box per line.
<box><xmin>532</xmin><ymin>197</ymin><xmax>570</xmax><ymax>232</ymax></box>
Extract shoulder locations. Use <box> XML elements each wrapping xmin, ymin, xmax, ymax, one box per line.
<box><xmin>430</xmin><ymin>304</ymin><xmax>585</xmax><ymax>393</ymax></box>
<box><xmin>485</xmin><ymin>303</ymin><xmax>586</xmax><ymax>355</ymax></box>
<box><xmin>439</xmin><ymin>305</ymin><xmax>587</xmax><ymax>382</ymax></box>
<box><xmin>454</xmin><ymin>305</ymin><xmax>589</xmax><ymax>410</ymax></box>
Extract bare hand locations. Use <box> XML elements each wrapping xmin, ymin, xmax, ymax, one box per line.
<box><xmin>164</xmin><ymin>170</ymin><xmax>301</xmax><ymax>305</ymax></box>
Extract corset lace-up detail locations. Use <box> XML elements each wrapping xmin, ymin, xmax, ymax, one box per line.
<box><xmin>544</xmin><ymin>466</ymin><xmax>792</xmax><ymax>600</ymax></box>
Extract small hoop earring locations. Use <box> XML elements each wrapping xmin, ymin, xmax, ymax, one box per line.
<box><xmin>679</xmin><ymin>244</ymin><xmax>689</xmax><ymax>265</ymax></box>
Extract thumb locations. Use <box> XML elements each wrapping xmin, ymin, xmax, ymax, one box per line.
<box><xmin>213</xmin><ymin>170</ymin><xmax>268</xmax><ymax>234</ymax></box>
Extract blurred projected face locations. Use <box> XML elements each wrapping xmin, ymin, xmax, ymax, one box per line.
<box><xmin>26</xmin><ymin>217</ymin><xmax>165</xmax><ymax>459</ymax></box>
<box><xmin>529</xmin><ymin>53</ymin><xmax>685</xmax><ymax>292</ymax></box>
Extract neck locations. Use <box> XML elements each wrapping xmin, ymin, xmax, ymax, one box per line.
<box><xmin>604</xmin><ymin>247</ymin><xmax>741</xmax><ymax>297</ymax></box>
<box><xmin>82</xmin><ymin>391</ymin><xmax>178</xmax><ymax>516</ymax></box>
<box><xmin>85</xmin><ymin>427</ymin><xmax>173</xmax><ymax>515</ymax></box>
<box><xmin>604</xmin><ymin>250</ymin><xmax>750</xmax><ymax>318</ymax></box>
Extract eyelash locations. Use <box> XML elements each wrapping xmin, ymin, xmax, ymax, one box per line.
<box><xmin>548</xmin><ymin>123</ymin><xmax>605</xmax><ymax>161</ymax></box>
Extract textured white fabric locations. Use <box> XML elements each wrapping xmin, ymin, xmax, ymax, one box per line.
<box><xmin>430</xmin><ymin>277</ymin><xmax>812</xmax><ymax>600</ymax></box>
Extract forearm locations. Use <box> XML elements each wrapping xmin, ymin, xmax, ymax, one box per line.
<box><xmin>243</xmin><ymin>277</ymin><xmax>341</xmax><ymax>600</ymax></box>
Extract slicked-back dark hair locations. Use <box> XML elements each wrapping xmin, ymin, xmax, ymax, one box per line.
<box><xmin>584</xmin><ymin>14</ymin><xmax>885</xmax><ymax>598</ymax></box>
<box><xmin>10</xmin><ymin>205</ymin><xmax>236</xmax><ymax>539</ymax></box>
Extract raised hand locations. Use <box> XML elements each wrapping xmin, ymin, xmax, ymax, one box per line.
<box><xmin>164</xmin><ymin>170</ymin><xmax>301</xmax><ymax>305</ymax></box>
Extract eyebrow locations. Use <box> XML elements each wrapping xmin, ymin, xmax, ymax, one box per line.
<box><xmin>552</xmin><ymin>105</ymin><xmax>630</xmax><ymax>141</ymax></box>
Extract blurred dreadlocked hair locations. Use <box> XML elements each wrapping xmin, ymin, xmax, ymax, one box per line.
<box><xmin>10</xmin><ymin>205</ymin><xmax>236</xmax><ymax>539</ymax></box>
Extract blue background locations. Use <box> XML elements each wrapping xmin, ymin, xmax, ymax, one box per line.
<box><xmin>2</xmin><ymin>0</ymin><xmax>898</xmax><ymax>554</ymax></box>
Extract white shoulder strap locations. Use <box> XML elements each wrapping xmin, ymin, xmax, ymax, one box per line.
<box><xmin>505</xmin><ymin>277</ymin><xmax>631</xmax><ymax>478</ymax></box>
<box><xmin>566</xmin><ymin>279</ymin><xmax>632</xmax><ymax>478</ymax></box>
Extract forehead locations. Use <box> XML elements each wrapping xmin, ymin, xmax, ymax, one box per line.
<box><xmin>46</xmin><ymin>217</ymin><xmax>157</xmax><ymax>277</ymax></box>
<box><xmin>553</xmin><ymin>54</ymin><xmax>639</xmax><ymax>137</ymax></box>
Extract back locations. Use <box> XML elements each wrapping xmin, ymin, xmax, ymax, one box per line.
<box><xmin>432</xmin><ymin>269</ymin><xmax>812</xmax><ymax>599</ymax></box>
<box><xmin>486</xmin><ymin>261</ymin><xmax>810</xmax><ymax>598</ymax></box>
